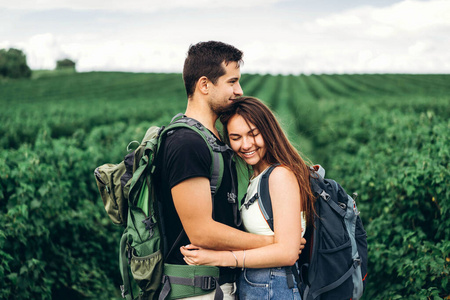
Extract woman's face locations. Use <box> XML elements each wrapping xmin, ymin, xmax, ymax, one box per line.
<box><xmin>227</xmin><ymin>114</ymin><xmax>269</xmax><ymax>175</ymax></box>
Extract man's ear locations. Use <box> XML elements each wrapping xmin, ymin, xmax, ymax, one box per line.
<box><xmin>196</xmin><ymin>76</ymin><xmax>209</xmax><ymax>95</ymax></box>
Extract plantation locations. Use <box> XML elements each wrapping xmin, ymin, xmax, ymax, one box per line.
<box><xmin>0</xmin><ymin>71</ymin><xmax>448</xmax><ymax>299</ymax></box>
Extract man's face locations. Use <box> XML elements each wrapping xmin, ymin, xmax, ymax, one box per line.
<box><xmin>208</xmin><ymin>61</ymin><xmax>243</xmax><ymax>114</ymax></box>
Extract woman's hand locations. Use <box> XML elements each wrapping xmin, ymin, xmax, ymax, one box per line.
<box><xmin>180</xmin><ymin>244</ymin><xmax>228</xmax><ymax>267</ymax></box>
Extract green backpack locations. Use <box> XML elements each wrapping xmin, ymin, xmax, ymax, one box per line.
<box><xmin>94</xmin><ymin>114</ymin><xmax>240</xmax><ymax>300</ymax></box>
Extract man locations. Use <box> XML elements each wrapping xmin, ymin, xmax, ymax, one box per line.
<box><xmin>156</xmin><ymin>41</ymin><xmax>302</xmax><ymax>299</ymax></box>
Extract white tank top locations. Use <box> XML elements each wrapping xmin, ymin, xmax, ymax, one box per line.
<box><xmin>240</xmin><ymin>167</ymin><xmax>306</xmax><ymax>237</ymax></box>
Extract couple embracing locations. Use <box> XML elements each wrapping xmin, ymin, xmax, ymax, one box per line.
<box><xmin>154</xmin><ymin>40</ymin><xmax>315</xmax><ymax>300</ymax></box>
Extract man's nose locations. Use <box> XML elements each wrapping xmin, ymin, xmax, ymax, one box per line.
<box><xmin>234</xmin><ymin>82</ymin><xmax>243</xmax><ymax>96</ymax></box>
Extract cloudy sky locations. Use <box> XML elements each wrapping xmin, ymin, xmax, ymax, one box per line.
<box><xmin>1</xmin><ymin>0</ymin><xmax>449</xmax><ymax>74</ymax></box>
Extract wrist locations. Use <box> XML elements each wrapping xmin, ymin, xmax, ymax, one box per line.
<box><xmin>229</xmin><ymin>251</ymin><xmax>238</xmax><ymax>269</ymax></box>
<box><xmin>261</xmin><ymin>235</ymin><xmax>274</xmax><ymax>246</ymax></box>
<box><xmin>220</xmin><ymin>251</ymin><xmax>231</xmax><ymax>267</ymax></box>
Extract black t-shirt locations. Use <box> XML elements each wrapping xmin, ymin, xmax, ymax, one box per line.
<box><xmin>155</xmin><ymin>126</ymin><xmax>238</xmax><ymax>280</ymax></box>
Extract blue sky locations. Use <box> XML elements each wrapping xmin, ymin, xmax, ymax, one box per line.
<box><xmin>1</xmin><ymin>0</ymin><xmax>449</xmax><ymax>74</ymax></box>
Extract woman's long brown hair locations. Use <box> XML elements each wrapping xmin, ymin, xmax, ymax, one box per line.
<box><xmin>220</xmin><ymin>96</ymin><xmax>316</xmax><ymax>226</ymax></box>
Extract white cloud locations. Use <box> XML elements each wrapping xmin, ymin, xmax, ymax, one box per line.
<box><xmin>305</xmin><ymin>0</ymin><xmax>450</xmax><ymax>38</ymax></box>
<box><xmin>68</xmin><ymin>41</ymin><xmax>187</xmax><ymax>73</ymax></box>
<box><xmin>372</xmin><ymin>0</ymin><xmax>450</xmax><ymax>31</ymax></box>
<box><xmin>2</xmin><ymin>0</ymin><xmax>449</xmax><ymax>74</ymax></box>
<box><xmin>0</xmin><ymin>0</ymin><xmax>284</xmax><ymax>12</ymax></box>
<box><xmin>27</xmin><ymin>33</ymin><xmax>67</xmax><ymax>69</ymax></box>
<box><xmin>1</xmin><ymin>34</ymin><xmax>64</xmax><ymax>70</ymax></box>
<box><xmin>277</xmin><ymin>0</ymin><xmax>450</xmax><ymax>73</ymax></box>
<box><xmin>408</xmin><ymin>40</ymin><xmax>435</xmax><ymax>56</ymax></box>
<box><xmin>19</xmin><ymin>34</ymin><xmax>188</xmax><ymax>72</ymax></box>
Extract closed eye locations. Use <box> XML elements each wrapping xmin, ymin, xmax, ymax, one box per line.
<box><xmin>249</xmin><ymin>128</ymin><xmax>260</xmax><ymax>137</ymax></box>
<box><xmin>228</xmin><ymin>77</ymin><xmax>239</xmax><ymax>84</ymax></box>
<box><xmin>229</xmin><ymin>134</ymin><xmax>241</xmax><ymax>141</ymax></box>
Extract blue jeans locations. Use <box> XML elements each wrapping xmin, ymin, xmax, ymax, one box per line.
<box><xmin>238</xmin><ymin>267</ymin><xmax>301</xmax><ymax>300</ymax></box>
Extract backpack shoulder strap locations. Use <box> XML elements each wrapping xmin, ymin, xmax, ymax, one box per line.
<box><xmin>257</xmin><ymin>163</ymin><xmax>280</xmax><ymax>231</ymax></box>
<box><xmin>161</xmin><ymin>116</ymin><xmax>227</xmax><ymax>196</ymax></box>
<box><xmin>310</xmin><ymin>176</ymin><xmax>347</xmax><ymax>218</ymax></box>
<box><xmin>159</xmin><ymin>115</ymin><xmax>240</xmax><ymax>226</ymax></box>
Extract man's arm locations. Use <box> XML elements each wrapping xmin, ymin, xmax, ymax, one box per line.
<box><xmin>171</xmin><ymin>176</ymin><xmax>273</xmax><ymax>251</ymax></box>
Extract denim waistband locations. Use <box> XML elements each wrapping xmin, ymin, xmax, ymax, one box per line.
<box><xmin>243</xmin><ymin>267</ymin><xmax>292</xmax><ymax>277</ymax></box>
<box><xmin>270</xmin><ymin>267</ymin><xmax>290</xmax><ymax>276</ymax></box>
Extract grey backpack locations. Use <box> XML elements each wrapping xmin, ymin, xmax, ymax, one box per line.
<box><xmin>256</xmin><ymin>164</ymin><xmax>368</xmax><ymax>300</ymax></box>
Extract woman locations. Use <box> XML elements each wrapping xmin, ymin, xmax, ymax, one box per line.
<box><xmin>180</xmin><ymin>96</ymin><xmax>315</xmax><ymax>299</ymax></box>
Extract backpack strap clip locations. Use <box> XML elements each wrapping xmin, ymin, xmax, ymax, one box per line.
<box><xmin>157</xmin><ymin>125</ymin><xmax>166</xmax><ymax>136</ymax></box>
<box><xmin>227</xmin><ymin>192</ymin><xmax>237</xmax><ymax>204</ymax></box>
<box><xmin>197</xmin><ymin>276</ymin><xmax>217</xmax><ymax>291</ymax></box>
<box><xmin>206</xmin><ymin>135</ymin><xmax>218</xmax><ymax>145</ymax></box>
<box><xmin>320</xmin><ymin>190</ymin><xmax>330</xmax><ymax>201</ymax></box>
<box><xmin>243</xmin><ymin>193</ymin><xmax>258</xmax><ymax>209</ymax></box>
<box><xmin>142</xmin><ymin>216</ymin><xmax>156</xmax><ymax>237</ymax></box>
<box><xmin>193</xmin><ymin>122</ymin><xmax>204</xmax><ymax>131</ymax></box>
<box><xmin>319</xmin><ymin>188</ymin><xmax>347</xmax><ymax>217</ymax></box>
<box><xmin>339</xmin><ymin>202</ymin><xmax>347</xmax><ymax>210</ymax></box>
<box><xmin>120</xmin><ymin>285</ymin><xmax>130</xmax><ymax>299</ymax></box>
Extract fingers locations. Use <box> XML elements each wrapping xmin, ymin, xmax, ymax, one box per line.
<box><xmin>180</xmin><ymin>245</ymin><xmax>199</xmax><ymax>265</ymax></box>
<box><xmin>299</xmin><ymin>238</ymin><xmax>307</xmax><ymax>254</ymax></box>
<box><xmin>183</xmin><ymin>244</ymin><xmax>200</xmax><ymax>250</ymax></box>
<box><xmin>183</xmin><ymin>256</ymin><xmax>196</xmax><ymax>265</ymax></box>
<box><xmin>299</xmin><ymin>238</ymin><xmax>306</xmax><ymax>250</ymax></box>
<box><xmin>180</xmin><ymin>246</ymin><xmax>197</xmax><ymax>256</ymax></box>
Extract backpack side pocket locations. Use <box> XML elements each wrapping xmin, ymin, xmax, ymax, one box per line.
<box><xmin>130</xmin><ymin>249</ymin><xmax>164</xmax><ymax>298</ymax></box>
<box><xmin>94</xmin><ymin>163</ymin><xmax>128</xmax><ymax>226</ymax></box>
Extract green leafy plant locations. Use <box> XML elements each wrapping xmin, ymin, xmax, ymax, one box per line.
<box><xmin>1</xmin><ymin>72</ymin><xmax>449</xmax><ymax>299</ymax></box>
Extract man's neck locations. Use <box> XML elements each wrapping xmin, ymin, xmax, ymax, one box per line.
<box><xmin>184</xmin><ymin>98</ymin><xmax>219</xmax><ymax>136</ymax></box>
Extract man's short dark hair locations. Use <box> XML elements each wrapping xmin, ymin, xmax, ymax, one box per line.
<box><xmin>183</xmin><ymin>41</ymin><xmax>243</xmax><ymax>98</ymax></box>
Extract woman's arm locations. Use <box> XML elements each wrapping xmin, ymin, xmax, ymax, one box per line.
<box><xmin>181</xmin><ymin>166</ymin><xmax>302</xmax><ymax>268</ymax></box>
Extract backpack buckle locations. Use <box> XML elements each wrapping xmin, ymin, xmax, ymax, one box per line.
<box><xmin>227</xmin><ymin>192</ymin><xmax>237</xmax><ymax>204</ymax></box>
<box><xmin>142</xmin><ymin>216</ymin><xmax>156</xmax><ymax>237</ymax></box>
<box><xmin>207</xmin><ymin>136</ymin><xmax>221</xmax><ymax>151</ymax></box>
<box><xmin>120</xmin><ymin>285</ymin><xmax>126</xmax><ymax>298</ymax></box>
<box><xmin>320</xmin><ymin>190</ymin><xmax>330</xmax><ymax>201</ymax></box>
<box><xmin>157</xmin><ymin>125</ymin><xmax>165</xmax><ymax>136</ymax></box>
<box><xmin>194</xmin><ymin>122</ymin><xmax>204</xmax><ymax>131</ymax></box>
<box><xmin>353</xmin><ymin>258</ymin><xmax>361</xmax><ymax>267</ymax></box>
<box><xmin>200</xmin><ymin>276</ymin><xmax>216</xmax><ymax>291</ymax></box>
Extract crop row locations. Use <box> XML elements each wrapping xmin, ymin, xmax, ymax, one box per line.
<box><xmin>2</xmin><ymin>73</ymin><xmax>448</xmax><ymax>149</ymax></box>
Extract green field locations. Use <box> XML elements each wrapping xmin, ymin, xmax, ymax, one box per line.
<box><xmin>1</xmin><ymin>71</ymin><xmax>449</xmax><ymax>299</ymax></box>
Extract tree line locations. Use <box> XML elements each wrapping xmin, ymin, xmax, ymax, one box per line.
<box><xmin>0</xmin><ymin>48</ymin><xmax>76</xmax><ymax>79</ymax></box>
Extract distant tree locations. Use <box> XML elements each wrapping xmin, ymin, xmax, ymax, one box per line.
<box><xmin>56</xmin><ymin>58</ymin><xmax>76</xmax><ymax>70</ymax></box>
<box><xmin>0</xmin><ymin>48</ymin><xmax>32</xmax><ymax>79</ymax></box>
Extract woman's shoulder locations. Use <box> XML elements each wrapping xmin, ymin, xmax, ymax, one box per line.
<box><xmin>268</xmin><ymin>165</ymin><xmax>297</xmax><ymax>186</ymax></box>
<box><xmin>267</xmin><ymin>164</ymin><xmax>300</xmax><ymax>203</ymax></box>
